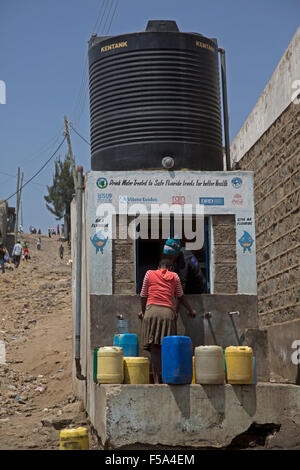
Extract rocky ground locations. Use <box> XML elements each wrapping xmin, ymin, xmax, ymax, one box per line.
<box><xmin>0</xmin><ymin>233</ymin><xmax>99</xmax><ymax>450</ymax></box>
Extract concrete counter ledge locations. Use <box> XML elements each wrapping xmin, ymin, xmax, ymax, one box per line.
<box><xmin>89</xmin><ymin>383</ymin><xmax>300</xmax><ymax>450</ymax></box>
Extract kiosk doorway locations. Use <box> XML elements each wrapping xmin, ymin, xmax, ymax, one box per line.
<box><xmin>135</xmin><ymin>216</ymin><xmax>210</xmax><ymax>294</ymax></box>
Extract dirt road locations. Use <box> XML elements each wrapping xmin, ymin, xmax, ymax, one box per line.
<box><xmin>0</xmin><ymin>233</ymin><xmax>98</xmax><ymax>450</ymax></box>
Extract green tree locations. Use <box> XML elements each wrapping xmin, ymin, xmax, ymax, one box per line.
<box><xmin>44</xmin><ymin>154</ymin><xmax>75</xmax><ymax>237</ymax></box>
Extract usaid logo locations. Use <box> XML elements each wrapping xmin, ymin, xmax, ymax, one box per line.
<box><xmin>97</xmin><ymin>193</ymin><xmax>112</xmax><ymax>203</ymax></box>
<box><xmin>172</xmin><ymin>196</ymin><xmax>186</xmax><ymax>205</ymax></box>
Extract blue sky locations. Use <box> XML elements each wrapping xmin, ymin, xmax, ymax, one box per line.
<box><xmin>0</xmin><ymin>0</ymin><xmax>299</xmax><ymax>234</ymax></box>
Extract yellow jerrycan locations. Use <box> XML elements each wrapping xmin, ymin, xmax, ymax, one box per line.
<box><xmin>192</xmin><ymin>356</ymin><xmax>196</xmax><ymax>384</ymax></box>
<box><xmin>59</xmin><ymin>427</ymin><xmax>89</xmax><ymax>450</ymax></box>
<box><xmin>97</xmin><ymin>346</ymin><xmax>124</xmax><ymax>384</ymax></box>
<box><xmin>195</xmin><ymin>345</ymin><xmax>225</xmax><ymax>384</ymax></box>
<box><xmin>124</xmin><ymin>357</ymin><xmax>150</xmax><ymax>384</ymax></box>
<box><xmin>225</xmin><ymin>346</ymin><xmax>253</xmax><ymax>384</ymax></box>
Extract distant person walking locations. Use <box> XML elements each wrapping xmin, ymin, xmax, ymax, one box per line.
<box><xmin>37</xmin><ymin>237</ymin><xmax>41</xmax><ymax>250</ymax></box>
<box><xmin>59</xmin><ymin>244</ymin><xmax>64</xmax><ymax>260</ymax></box>
<box><xmin>0</xmin><ymin>242</ymin><xmax>8</xmax><ymax>273</ymax></box>
<box><xmin>12</xmin><ymin>240</ymin><xmax>22</xmax><ymax>268</ymax></box>
<box><xmin>24</xmin><ymin>246</ymin><xmax>30</xmax><ymax>260</ymax></box>
<box><xmin>48</xmin><ymin>228</ymin><xmax>51</xmax><ymax>238</ymax></box>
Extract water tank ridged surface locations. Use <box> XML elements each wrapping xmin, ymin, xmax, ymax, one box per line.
<box><xmin>88</xmin><ymin>20</ymin><xmax>223</xmax><ymax>171</ymax></box>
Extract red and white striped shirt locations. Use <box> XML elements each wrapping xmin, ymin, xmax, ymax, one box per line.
<box><xmin>140</xmin><ymin>269</ymin><xmax>184</xmax><ymax>309</ymax></box>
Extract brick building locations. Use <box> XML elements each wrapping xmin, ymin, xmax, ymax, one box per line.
<box><xmin>231</xmin><ymin>27</ymin><xmax>300</xmax><ymax>383</ymax></box>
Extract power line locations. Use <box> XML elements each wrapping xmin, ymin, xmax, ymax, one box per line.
<box><xmin>14</xmin><ymin>128</ymin><xmax>64</xmax><ymax>170</ymax></box>
<box><xmin>92</xmin><ymin>0</ymin><xmax>107</xmax><ymax>35</ymax></box>
<box><xmin>106</xmin><ymin>0</ymin><xmax>120</xmax><ymax>35</ymax></box>
<box><xmin>72</xmin><ymin>69</ymin><xmax>89</xmax><ymax>126</ymax></box>
<box><xmin>71</xmin><ymin>59</ymin><xmax>89</xmax><ymax>126</ymax></box>
<box><xmin>71</xmin><ymin>0</ymin><xmax>110</xmax><ymax>126</ymax></box>
<box><xmin>69</xmin><ymin>124</ymin><xmax>91</xmax><ymax>146</ymax></box>
<box><xmin>2</xmin><ymin>129</ymin><xmax>64</xmax><ymax>180</ymax></box>
<box><xmin>3</xmin><ymin>3</ymin><xmax>117</xmax><ymax>204</ymax></box>
<box><xmin>71</xmin><ymin>0</ymin><xmax>120</xmax><ymax>126</ymax></box>
<box><xmin>102</xmin><ymin>0</ymin><xmax>115</xmax><ymax>36</ymax></box>
<box><xmin>0</xmin><ymin>171</ymin><xmax>19</xmax><ymax>186</ymax></box>
<box><xmin>24</xmin><ymin>129</ymin><xmax>64</xmax><ymax>167</ymax></box>
<box><xmin>94</xmin><ymin>0</ymin><xmax>110</xmax><ymax>35</ymax></box>
<box><xmin>5</xmin><ymin>136</ymin><xmax>66</xmax><ymax>202</ymax></box>
<box><xmin>0</xmin><ymin>171</ymin><xmax>47</xmax><ymax>188</ymax></box>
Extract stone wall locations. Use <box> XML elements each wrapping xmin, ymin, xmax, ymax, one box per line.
<box><xmin>229</xmin><ymin>27</ymin><xmax>300</xmax><ymax>383</ymax></box>
<box><xmin>212</xmin><ymin>215</ymin><xmax>237</xmax><ymax>294</ymax></box>
<box><xmin>113</xmin><ymin>215</ymin><xmax>136</xmax><ymax>295</ymax></box>
<box><xmin>233</xmin><ymin>102</ymin><xmax>300</xmax><ymax>328</ymax></box>
<box><xmin>113</xmin><ymin>238</ymin><xmax>135</xmax><ymax>294</ymax></box>
<box><xmin>232</xmin><ymin>102</ymin><xmax>300</xmax><ymax>383</ymax></box>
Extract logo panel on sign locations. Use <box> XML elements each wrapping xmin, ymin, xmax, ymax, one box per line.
<box><xmin>172</xmin><ymin>196</ymin><xmax>186</xmax><ymax>205</ymax></box>
<box><xmin>231</xmin><ymin>177</ymin><xmax>242</xmax><ymax>189</ymax></box>
<box><xmin>96</xmin><ymin>177</ymin><xmax>108</xmax><ymax>189</ymax></box>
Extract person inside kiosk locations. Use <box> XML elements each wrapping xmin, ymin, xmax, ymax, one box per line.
<box><xmin>163</xmin><ymin>237</ymin><xmax>206</xmax><ymax>295</ymax></box>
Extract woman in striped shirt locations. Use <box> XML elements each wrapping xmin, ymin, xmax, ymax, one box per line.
<box><xmin>139</xmin><ymin>259</ymin><xmax>196</xmax><ymax>384</ymax></box>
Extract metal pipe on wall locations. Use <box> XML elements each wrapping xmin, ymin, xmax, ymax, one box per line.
<box><xmin>75</xmin><ymin>165</ymin><xmax>86</xmax><ymax>380</ymax></box>
<box><xmin>218</xmin><ymin>48</ymin><xmax>231</xmax><ymax>171</ymax></box>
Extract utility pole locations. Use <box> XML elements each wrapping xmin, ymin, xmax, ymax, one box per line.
<box><xmin>21</xmin><ymin>201</ymin><xmax>23</xmax><ymax>228</ymax></box>
<box><xmin>64</xmin><ymin>115</ymin><xmax>77</xmax><ymax>188</ymax></box>
<box><xmin>19</xmin><ymin>172</ymin><xmax>24</xmax><ymax>220</ymax></box>
<box><xmin>14</xmin><ymin>168</ymin><xmax>20</xmax><ymax>242</ymax></box>
<box><xmin>15</xmin><ymin>171</ymin><xmax>24</xmax><ymax>241</ymax></box>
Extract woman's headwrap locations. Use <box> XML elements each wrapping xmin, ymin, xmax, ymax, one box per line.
<box><xmin>163</xmin><ymin>237</ymin><xmax>181</xmax><ymax>255</ymax></box>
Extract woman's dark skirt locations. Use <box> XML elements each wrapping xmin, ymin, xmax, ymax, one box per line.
<box><xmin>140</xmin><ymin>304</ymin><xmax>177</xmax><ymax>351</ymax></box>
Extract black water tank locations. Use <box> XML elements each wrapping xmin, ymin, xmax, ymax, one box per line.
<box><xmin>88</xmin><ymin>20</ymin><xmax>223</xmax><ymax>171</ymax></box>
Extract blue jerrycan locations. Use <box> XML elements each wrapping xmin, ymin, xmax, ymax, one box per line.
<box><xmin>113</xmin><ymin>333</ymin><xmax>139</xmax><ymax>357</ymax></box>
<box><xmin>162</xmin><ymin>336</ymin><xmax>193</xmax><ymax>384</ymax></box>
